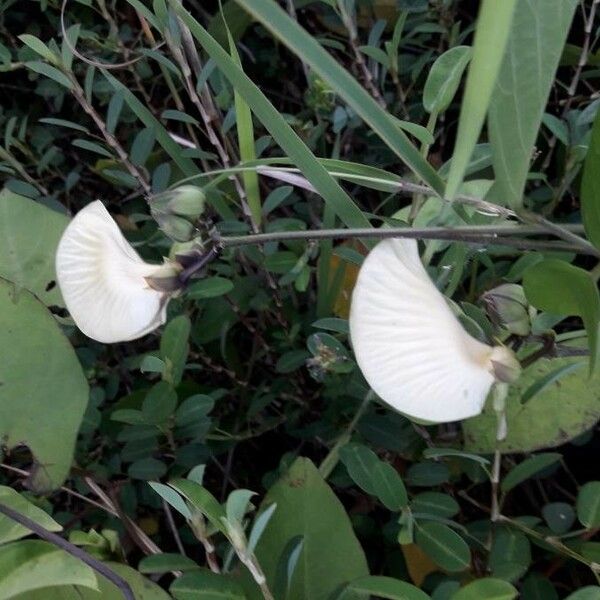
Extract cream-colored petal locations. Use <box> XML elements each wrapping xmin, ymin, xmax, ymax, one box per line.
<box><xmin>56</xmin><ymin>201</ymin><xmax>171</xmax><ymax>343</ymax></box>
<box><xmin>349</xmin><ymin>238</ymin><xmax>496</xmax><ymax>423</ymax></box>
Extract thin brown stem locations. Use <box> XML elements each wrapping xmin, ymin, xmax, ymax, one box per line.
<box><xmin>68</xmin><ymin>75</ymin><xmax>152</xmax><ymax>195</ymax></box>
<box><xmin>337</xmin><ymin>1</ymin><xmax>386</xmax><ymax>108</ymax></box>
<box><xmin>0</xmin><ymin>464</ymin><xmax>117</xmax><ymax>516</ymax></box>
<box><xmin>163</xmin><ymin>500</ymin><xmax>187</xmax><ymax>556</ymax></box>
<box><xmin>166</xmin><ymin>26</ymin><xmax>256</xmax><ymax>231</ymax></box>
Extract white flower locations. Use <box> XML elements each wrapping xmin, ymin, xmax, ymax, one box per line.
<box><xmin>56</xmin><ymin>201</ymin><xmax>179</xmax><ymax>343</ymax></box>
<box><xmin>349</xmin><ymin>238</ymin><xmax>519</xmax><ymax>423</ymax></box>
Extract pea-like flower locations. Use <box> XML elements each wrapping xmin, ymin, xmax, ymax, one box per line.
<box><xmin>349</xmin><ymin>238</ymin><xmax>519</xmax><ymax>423</ymax></box>
<box><xmin>56</xmin><ymin>201</ymin><xmax>180</xmax><ymax>343</ymax></box>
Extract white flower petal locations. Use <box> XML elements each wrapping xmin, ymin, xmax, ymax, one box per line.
<box><xmin>349</xmin><ymin>238</ymin><xmax>497</xmax><ymax>423</ymax></box>
<box><xmin>56</xmin><ymin>201</ymin><xmax>172</xmax><ymax>343</ymax></box>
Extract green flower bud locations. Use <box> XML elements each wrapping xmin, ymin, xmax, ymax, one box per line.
<box><xmin>152</xmin><ymin>210</ymin><xmax>195</xmax><ymax>242</ymax></box>
<box><xmin>168</xmin><ymin>185</ymin><xmax>206</xmax><ymax>218</ymax></box>
<box><xmin>482</xmin><ymin>283</ymin><xmax>531</xmax><ymax>336</ymax></box>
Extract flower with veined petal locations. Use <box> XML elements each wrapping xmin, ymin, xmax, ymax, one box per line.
<box><xmin>349</xmin><ymin>238</ymin><xmax>519</xmax><ymax>423</ymax></box>
<box><xmin>56</xmin><ymin>200</ymin><xmax>180</xmax><ymax>343</ymax></box>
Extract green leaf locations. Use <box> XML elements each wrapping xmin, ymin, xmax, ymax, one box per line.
<box><xmin>174</xmin><ymin>394</ymin><xmax>214</xmax><ymax>428</ymax></box>
<box><xmin>264</xmin><ymin>251</ymin><xmax>298</xmax><ymax>274</ymax></box>
<box><xmin>451</xmin><ymin>578</ymin><xmax>518</xmax><ymax>600</ymax></box>
<box><xmin>19</xmin><ymin>34</ymin><xmax>59</xmax><ymax>64</ymax></box>
<box><xmin>423</xmin><ymin>45</ymin><xmax>471</xmax><ymax>115</ymax></box>
<box><xmin>564</xmin><ymin>587</ymin><xmax>600</xmax><ymax>600</ymax></box>
<box><xmin>149</xmin><ymin>482</ymin><xmax>192</xmax><ymax>520</ymax></box>
<box><xmin>130</xmin><ymin>127</ymin><xmax>156</xmax><ymax>166</ymax></box>
<box><xmin>129</xmin><ymin>458</ymin><xmax>167</xmax><ymax>480</ymax></box>
<box><xmin>225</xmin><ymin>488</ymin><xmax>256</xmax><ymax>524</ymax></box>
<box><xmin>227</xmin><ymin>28</ymin><xmax>261</xmax><ymax>225</ymax></box>
<box><xmin>0</xmin><ymin>280</ymin><xmax>88</xmax><ymax>491</ymax></box>
<box><xmin>169</xmin><ymin>479</ymin><xmax>228</xmax><ymax>534</ymax></box>
<box><xmin>231</xmin><ymin>0</ymin><xmax>444</xmax><ymax>195</ymax></box>
<box><xmin>160</xmin><ymin>315</ymin><xmax>191</xmax><ymax>386</ymax></box>
<box><xmin>246</xmin><ymin>457</ymin><xmax>368</xmax><ymax>600</ymax></box>
<box><xmin>106</xmin><ymin>90</ymin><xmax>124</xmax><ymax>134</ymax></box>
<box><xmin>72</xmin><ymin>139</ymin><xmax>113</xmax><ymax>158</ymax></box>
<box><xmin>340</xmin><ymin>443</ymin><xmax>407</xmax><ymax>510</ymax></box>
<box><xmin>406</xmin><ymin>462</ymin><xmax>449</xmax><ymax>487</ymax></box>
<box><xmin>14</xmin><ymin>561</ymin><xmax>172</xmax><ymax>600</ymax></box>
<box><xmin>247</xmin><ymin>503</ymin><xmax>277</xmax><ymax>554</ymax></box>
<box><xmin>410</xmin><ymin>492</ymin><xmax>459</xmax><ymax>519</ymax></box>
<box><xmin>171</xmin><ymin>569</ymin><xmax>246</xmax><ymax>599</ymax></box>
<box><xmin>25</xmin><ymin>61</ymin><xmax>73</xmax><ymax>89</ymax></box>
<box><xmin>488</xmin><ymin>528</ymin><xmax>531</xmax><ymax>582</ymax></box>
<box><xmin>523</xmin><ymin>259</ymin><xmax>600</xmax><ymax>373</ymax></box>
<box><xmin>161</xmin><ymin>109</ymin><xmax>199</xmax><ymax>125</ymax></box>
<box><xmin>275</xmin><ymin>349</ymin><xmax>309</xmax><ymax>373</ymax></box>
<box><xmin>102</xmin><ymin>70</ymin><xmax>197</xmax><ymax>177</ymax></box>
<box><xmin>577</xmin><ymin>481</ymin><xmax>600</xmax><ymax>528</ymax></box>
<box><xmin>140</xmin><ymin>355</ymin><xmax>166</xmax><ymax>375</ymax></box>
<box><xmin>188</xmin><ymin>277</ymin><xmax>234</xmax><ymax>299</ymax></box>
<box><xmin>582</xmin><ymin>107</ymin><xmax>600</xmax><ymax>250</ymax></box>
<box><xmin>0</xmin><ymin>487</ymin><xmax>62</xmax><ymax>544</ymax></box>
<box><xmin>521</xmin><ymin>573</ymin><xmax>559</xmax><ymax>600</ymax></box>
<box><xmin>488</xmin><ymin>0</ymin><xmax>576</xmax><ymax>209</ymax></box>
<box><xmin>38</xmin><ymin>117</ymin><xmax>89</xmax><ymax>133</ymax></box>
<box><xmin>464</xmin><ymin>351</ymin><xmax>600</xmax><ymax>453</ymax></box>
<box><xmin>338</xmin><ymin>575</ymin><xmax>430</xmax><ymax>600</ymax></box>
<box><xmin>0</xmin><ymin>540</ymin><xmax>97</xmax><ymax>598</ymax></box>
<box><xmin>169</xmin><ymin>3</ymin><xmax>372</xmax><ymax>231</ymax></box>
<box><xmin>445</xmin><ymin>0</ymin><xmax>517</xmax><ymax>199</ymax></box>
<box><xmin>142</xmin><ymin>381</ymin><xmax>178</xmax><ymax>425</ymax></box>
<box><xmin>501</xmin><ymin>453</ymin><xmax>561</xmax><ymax>493</ymax></box>
<box><xmin>542</xmin><ymin>502</ymin><xmax>575</xmax><ymax>535</ymax></box>
<box><xmin>138</xmin><ymin>553</ymin><xmax>200</xmax><ymax>574</ymax></box>
<box><xmin>0</xmin><ymin>189</ymin><xmax>69</xmax><ymax>306</ymax></box>
<box><xmin>414</xmin><ymin>522</ymin><xmax>470</xmax><ymax>573</ymax></box>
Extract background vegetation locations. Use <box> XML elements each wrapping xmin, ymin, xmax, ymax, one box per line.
<box><xmin>0</xmin><ymin>0</ymin><xmax>600</xmax><ymax>598</ymax></box>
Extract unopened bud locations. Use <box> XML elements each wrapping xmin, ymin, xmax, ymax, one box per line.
<box><xmin>168</xmin><ymin>185</ymin><xmax>206</xmax><ymax>218</ymax></box>
<box><xmin>482</xmin><ymin>283</ymin><xmax>531</xmax><ymax>336</ymax></box>
<box><xmin>489</xmin><ymin>346</ymin><xmax>521</xmax><ymax>384</ymax></box>
<box><xmin>152</xmin><ymin>210</ymin><xmax>195</xmax><ymax>242</ymax></box>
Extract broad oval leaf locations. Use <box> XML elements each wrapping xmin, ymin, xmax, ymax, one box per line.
<box><xmin>464</xmin><ymin>351</ymin><xmax>600</xmax><ymax>453</ymax></box>
<box><xmin>0</xmin><ymin>540</ymin><xmax>97</xmax><ymax>599</ymax></box>
<box><xmin>501</xmin><ymin>453</ymin><xmax>561</xmax><ymax>493</ymax></box>
<box><xmin>452</xmin><ymin>578</ymin><xmax>518</xmax><ymax>600</ymax></box>
<box><xmin>244</xmin><ymin>457</ymin><xmax>368</xmax><ymax>600</ymax></box>
<box><xmin>489</xmin><ymin>528</ymin><xmax>531</xmax><ymax>582</ymax></box>
<box><xmin>523</xmin><ymin>259</ymin><xmax>600</xmax><ymax>373</ymax></box>
<box><xmin>423</xmin><ymin>45</ymin><xmax>471</xmax><ymax>115</ymax></box>
<box><xmin>340</xmin><ymin>443</ymin><xmax>407</xmax><ymax>510</ymax></box>
<box><xmin>171</xmin><ymin>569</ymin><xmax>246</xmax><ymax>600</ymax></box>
<box><xmin>415</xmin><ymin>522</ymin><xmax>470</xmax><ymax>573</ymax></box>
<box><xmin>338</xmin><ymin>575</ymin><xmax>430</xmax><ymax>600</ymax></box>
<box><xmin>0</xmin><ymin>189</ymin><xmax>68</xmax><ymax>306</ymax></box>
<box><xmin>0</xmin><ymin>279</ymin><xmax>88</xmax><ymax>490</ymax></box>
<box><xmin>12</xmin><ymin>561</ymin><xmax>171</xmax><ymax>600</ymax></box>
<box><xmin>577</xmin><ymin>481</ymin><xmax>600</xmax><ymax>528</ymax></box>
<box><xmin>160</xmin><ymin>314</ymin><xmax>191</xmax><ymax>386</ymax></box>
